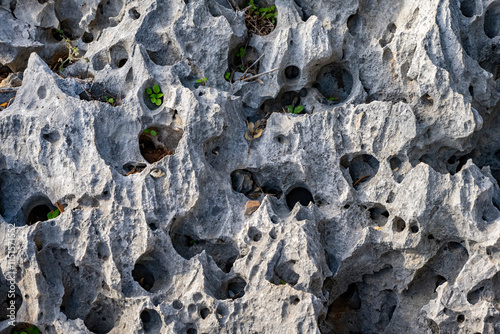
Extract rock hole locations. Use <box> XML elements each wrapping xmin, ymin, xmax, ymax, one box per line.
<box><xmin>145</xmin><ymin>35</ymin><xmax>182</xmax><ymax>66</ymax></box>
<box><xmin>41</xmin><ymin>129</ymin><xmax>60</xmax><ymax>143</ymax></box>
<box><xmin>109</xmin><ymin>43</ymin><xmax>128</xmax><ymax>69</ymax></box>
<box><xmin>228</xmin><ymin>45</ymin><xmax>261</xmax><ymax>81</ymax></box>
<box><xmin>261</xmin><ymin>179</ymin><xmax>282</xmax><ymax>198</ymax></box>
<box><xmin>284</xmin><ymin>66</ymin><xmax>300</xmax><ymax>80</ymax></box>
<box><xmin>141</xmin><ymin>309</ymin><xmax>162</xmax><ymax>333</ymax></box>
<box><xmin>460</xmin><ymin>0</ymin><xmax>475</xmax><ymax>17</ymax></box>
<box><xmin>123</xmin><ymin>162</ymin><xmax>147</xmax><ymax>175</ymax></box>
<box><xmin>410</xmin><ymin>224</ymin><xmax>419</xmax><ymax>233</ymax></box>
<box><xmin>82</xmin><ymin>31</ymin><xmax>94</xmax><ymax>43</ymax></box>
<box><xmin>368</xmin><ymin>204</ymin><xmax>389</xmax><ymax>226</ymax></box>
<box><xmin>467</xmin><ymin>286</ymin><xmax>484</xmax><ymax>304</ymax></box>
<box><xmin>139</xmin><ymin>125</ymin><xmax>184</xmax><ymax>163</ymax></box>
<box><xmin>347</xmin><ymin>13</ymin><xmax>362</xmax><ymax>36</ymax></box>
<box><xmin>314</xmin><ymin>63</ymin><xmax>353</xmax><ymax>103</ymax></box>
<box><xmin>226</xmin><ymin>277</ymin><xmax>246</xmax><ymax>299</ymax></box>
<box><xmin>142</xmin><ymin>81</ymin><xmax>163</xmax><ymax>110</ymax></box>
<box><xmin>37</xmin><ymin>86</ymin><xmax>46</xmax><ymax>99</ymax></box>
<box><xmin>484</xmin><ymin>2</ymin><xmax>500</xmax><ymax>38</ymax></box>
<box><xmin>340</xmin><ymin>154</ymin><xmax>380</xmax><ymax>189</ymax></box>
<box><xmin>84</xmin><ymin>299</ymin><xmax>115</xmax><ymax>334</ymax></box>
<box><xmin>172</xmin><ymin>300</ymin><xmax>183</xmax><ymax>309</ymax></box>
<box><xmin>389</xmin><ymin>156</ymin><xmax>402</xmax><ymax>171</ymax></box>
<box><xmin>132</xmin><ymin>263</ymin><xmax>155</xmax><ymax>292</ymax></box>
<box><xmin>247</xmin><ymin>227</ymin><xmax>262</xmax><ymax>242</ymax></box>
<box><xmin>187</xmin><ymin>328</ymin><xmax>197</xmax><ymax>334</ymax></box>
<box><xmin>269</xmin><ymin>227</ymin><xmax>277</xmax><ymax>239</ymax></box>
<box><xmin>27</xmin><ymin>203</ymin><xmax>55</xmax><ymax>226</ymax></box>
<box><xmin>269</xmin><ymin>260</ymin><xmax>300</xmax><ymax>286</ymax></box>
<box><xmin>285</xmin><ymin>186</ymin><xmax>314</xmax><ymax>210</ymax></box>
<box><xmin>129</xmin><ymin>8</ymin><xmax>140</xmax><ymax>19</ymax></box>
<box><xmin>200</xmin><ymin>307</ymin><xmax>211</xmax><ymax>319</ymax></box>
<box><xmin>457</xmin><ymin>314</ymin><xmax>465</xmax><ymax>323</ymax></box>
<box><xmin>230</xmin><ymin>169</ymin><xmax>262</xmax><ymax>199</ymax></box>
<box><xmin>393</xmin><ymin>217</ymin><xmax>406</xmax><ymax>232</ymax></box>
<box><xmin>291</xmin><ymin>296</ymin><xmax>300</xmax><ymax>305</ymax></box>
<box><xmin>276</xmin><ymin>135</ymin><xmax>287</xmax><ymax>144</ymax></box>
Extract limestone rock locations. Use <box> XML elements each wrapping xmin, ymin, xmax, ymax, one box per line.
<box><xmin>0</xmin><ymin>0</ymin><xmax>500</xmax><ymax>333</ymax></box>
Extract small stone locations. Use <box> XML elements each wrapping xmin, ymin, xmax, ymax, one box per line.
<box><xmin>244</xmin><ymin>200</ymin><xmax>260</xmax><ymax>215</ymax></box>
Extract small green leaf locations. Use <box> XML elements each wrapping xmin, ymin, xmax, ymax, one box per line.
<box><xmin>328</xmin><ymin>97</ymin><xmax>335</xmax><ymax>101</ymax></box>
<box><xmin>108</xmin><ymin>98</ymin><xmax>114</xmax><ymax>104</ymax></box>
<box><xmin>144</xmin><ymin>129</ymin><xmax>150</xmax><ymax>134</ymax></box>
<box><xmin>150</xmin><ymin>94</ymin><xmax>157</xmax><ymax>99</ymax></box>
<box><xmin>196</xmin><ymin>79</ymin><xmax>202</xmax><ymax>83</ymax></box>
<box><xmin>203</xmin><ymin>77</ymin><xmax>207</xmax><ymax>81</ymax></box>
<box><xmin>189</xmin><ymin>239</ymin><xmax>195</xmax><ymax>245</ymax></box>
<box><xmin>280</xmin><ymin>279</ymin><xmax>286</xmax><ymax>285</ymax></box>
<box><xmin>157</xmin><ymin>93</ymin><xmax>163</xmax><ymax>98</ymax></box>
<box><xmin>155</xmin><ymin>99</ymin><xmax>161</xmax><ymax>106</ymax></box>
<box><xmin>153</xmin><ymin>84</ymin><xmax>160</xmax><ymax>94</ymax></box>
<box><xmin>150</xmin><ymin>130</ymin><xmax>157</xmax><ymax>136</ymax></box>
<box><xmin>225</xmin><ymin>72</ymin><xmax>231</xmax><ymax>80</ymax></box>
<box><xmin>287</xmin><ymin>105</ymin><xmax>293</xmax><ymax>113</ymax></box>
<box><xmin>146</xmin><ymin>88</ymin><xmax>152</xmax><ymax>95</ymax></box>
<box><xmin>151</xmin><ymin>97</ymin><xmax>156</xmax><ymax>103</ymax></box>
<box><xmin>294</xmin><ymin>105</ymin><xmax>304</xmax><ymax>114</ymax></box>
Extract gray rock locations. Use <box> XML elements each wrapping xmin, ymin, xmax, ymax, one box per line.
<box><xmin>1</xmin><ymin>0</ymin><xmax>500</xmax><ymax>333</ymax></box>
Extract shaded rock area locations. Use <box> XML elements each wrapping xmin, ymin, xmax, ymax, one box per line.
<box><xmin>0</xmin><ymin>0</ymin><xmax>500</xmax><ymax>333</ymax></box>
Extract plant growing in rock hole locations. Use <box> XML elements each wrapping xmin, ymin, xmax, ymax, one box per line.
<box><xmin>244</xmin><ymin>0</ymin><xmax>277</xmax><ymax>36</ymax></box>
<box><xmin>143</xmin><ymin>128</ymin><xmax>157</xmax><ymax>136</ymax></box>
<box><xmin>286</xmin><ymin>105</ymin><xmax>304</xmax><ymax>114</ymax></box>
<box><xmin>146</xmin><ymin>84</ymin><xmax>163</xmax><ymax>106</ymax></box>
<box><xmin>225</xmin><ymin>72</ymin><xmax>231</xmax><ymax>81</ymax></box>
<box><xmin>56</xmin><ymin>30</ymin><xmax>88</xmax><ymax>72</ymax></box>
<box><xmin>104</xmin><ymin>96</ymin><xmax>114</xmax><ymax>105</ymax></box>
<box><xmin>245</xmin><ymin>119</ymin><xmax>265</xmax><ymax>153</ymax></box>
<box><xmin>47</xmin><ymin>209</ymin><xmax>60</xmax><ymax>220</ymax></box>
<box><xmin>196</xmin><ymin>77</ymin><xmax>208</xmax><ymax>86</ymax></box>
<box><xmin>12</xmin><ymin>324</ymin><xmax>40</xmax><ymax>334</ymax></box>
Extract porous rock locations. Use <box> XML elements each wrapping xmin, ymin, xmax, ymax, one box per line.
<box><xmin>1</xmin><ymin>0</ymin><xmax>500</xmax><ymax>333</ymax></box>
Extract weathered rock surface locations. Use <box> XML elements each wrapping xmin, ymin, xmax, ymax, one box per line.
<box><xmin>1</xmin><ymin>0</ymin><xmax>500</xmax><ymax>333</ymax></box>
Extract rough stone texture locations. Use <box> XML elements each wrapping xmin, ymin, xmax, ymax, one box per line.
<box><xmin>0</xmin><ymin>0</ymin><xmax>500</xmax><ymax>333</ymax></box>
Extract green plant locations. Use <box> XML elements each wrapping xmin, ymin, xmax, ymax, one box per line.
<box><xmin>236</xmin><ymin>47</ymin><xmax>247</xmax><ymax>59</ymax></box>
<box><xmin>143</xmin><ymin>128</ymin><xmax>157</xmax><ymax>136</ymax></box>
<box><xmin>196</xmin><ymin>77</ymin><xmax>208</xmax><ymax>86</ymax></box>
<box><xmin>13</xmin><ymin>326</ymin><xmax>40</xmax><ymax>334</ymax></box>
<box><xmin>328</xmin><ymin>97</ymin><xmax>336</xmax><ymax>101</ymax></box>
<box><xmin>248</xmin><ymin>0</ymin><xmax>277</xmax><ymax>23</ymax></box>
<box><xmin>104</xmin><ymin>96</ymin><xmax>114</xmax><ymax>105</ymax></box>
<box><xmin>57</xmin><ymin>31</ymin><xmax>88</xmax><ymax>72</ymax></box>
<box><xmin>47</xmin><ymin>209</ymin><xmax>60</xmax><ymax>220</ymax></box>
<box><xmin>279</xmin><ymin>278</ymin><xmax>286</xmax><ymax>285</ymax></box>
<box><xmin>146</xmin><ymin>84</ymin><xmax>163</xmax><ymax>106</ymax></box>
<box><xmin>225</xmin><ymin>72</ymin><xmax>231</xmax><ymax>80</ymax></box>
<box><xmin>286</xmin><ymin>105</ymin><xmax>304</xmax><ymax>114</ymax></box>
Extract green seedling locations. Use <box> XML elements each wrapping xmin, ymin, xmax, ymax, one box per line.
<box><xmin>196</xmin><ymin>77</ymin><xmax>208</xmax><ymax>86</ymax></box>
<box><xmin>328</xmin><ymin>97</ymin><xmax>336</xmax><ymax>101</ymax></box>
<box><xmin>248</xmin><ymin>0</ymin><xmax>277</xmax><ymax>24</ymax></box>
<box><xmin>104</xmin><ymin>96</ymin><xmax>114</xmax><ymax>105</ymax></box>
<box><xmin>236</xmin><ymin>47</ymin><xmax>247</xmax><ymax>59</ymax></box>
<box><xmin>146</xmin><ymin>84</ymin><xmax>163</xmax><ymax>106</ymax></box>
<box><xmin>279</xmin><ymin>278</ymin><xmax>286</xmax><ymax>285</ymax></box>
<box><xmin>286</xmin><ymin>105</ymin><xmax>304</xmax><ymax>114</ymax></box>
<box><xmin>57</xmin><ymin>31</ymin><xmax>88</xmax><ymax>72</ymax></box>
<box><xmin>143</xmin><ymin>128</ymin><xmax>157</xmax><ymax>136</ymax></box>
<box><xmin>225</xmin><ymin>72</ymin><xmax>231</xmax><ymax>80</ymax></box>
<box><xmin>47</xmin><ymin>209</ymin><xmax>60</xmax><ymax>220</ymax></box>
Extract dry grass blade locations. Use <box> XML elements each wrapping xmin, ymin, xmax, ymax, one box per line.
<box><xmin>353</xmin><ymin>175</ymin><xmax>371</xmax><ymax>187</ymax></box>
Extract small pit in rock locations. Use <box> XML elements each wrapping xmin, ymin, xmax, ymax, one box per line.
<box><xmin>314</xmin><ymin>63</ymin><xmax>353</xmax><ymax>103</ymax></box>
<box><xmin>230</xmin><ymin>169</ymin><xmax>262</xmax><ymax>199</ymax></box>
<box><xmin>140</xmin><ymin>309</ymin><xmax>162</xmax><ymax>333</ymax></box>
<box><xmin>284</xmin><ymin>65</ymin><xmax>300</xmax><ymax>80</ymax></box>
<box><xmin>139</xmin><ymin>125</ymin><xmax>184</xmax><ymax>163</ymax></box>
<box><xmin>340</xmin><ymin>154</ymin><xmax>380</xmax><ymax>189</ymax></box>
<box><xmin>484</xmin><ymin>2</ymin><xmax>500</xmax><ymax>39</ymax></box>
<box><xmin>393</xmin><ymin>217</ymin><xmax>406</xmax><ymax>232</ymax></box>
<box><xmin>285</xmin><ymin>186</ymin><xmax>314</xmax><ymax>210</ymax></box>
<box><xmin>368</xmin><ymin>204</ymin><xmax>389</xmax><ymax>227</ymax></box>
<box><xmin>83</xmin><ymin>299</ymin><xmax>115</xmax><ymax>334</ymax></box>
<box><xmin>226</xmin><ymin>277</ymin><xmax>247</xmax><ymax>299</ymax></box>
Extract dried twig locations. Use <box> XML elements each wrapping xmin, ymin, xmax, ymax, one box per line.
<box><xmin>242</xmin><ymin>53</ymin><xmax>264</xmax><ymax>79</ymax></box>
<box><xmin>353</xmin><ymin>175</ymin><xmax>371</xmax><ymax>187</ymax></box>
<box><xmin>240</xmin><ymin>67</ymin><xmax>279</xmax><ymax>82</ymax></box>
